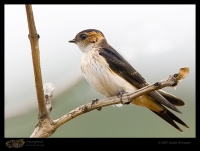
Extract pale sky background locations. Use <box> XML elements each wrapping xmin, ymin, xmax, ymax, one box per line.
<box><xmin>5</xmin><ymin>5</ymin><xmax>195</xmax><ymax>119</ymax></box>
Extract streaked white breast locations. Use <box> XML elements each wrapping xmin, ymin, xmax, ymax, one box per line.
<box><xmin>80</xmin><ymin>49</ymin><xmax>138</xmax><ymax>97</ymax></box>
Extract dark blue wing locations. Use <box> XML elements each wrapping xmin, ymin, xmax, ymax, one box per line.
<box><xmin>99</xmin><ymin>47</ymin><xmax>181</xmax><ymax>113</ymax></box>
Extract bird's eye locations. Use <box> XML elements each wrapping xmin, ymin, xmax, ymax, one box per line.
<box><xmin>80</xmin><ymin>34</ymin><xmax>88</xmax><ymax>39</ymax></box>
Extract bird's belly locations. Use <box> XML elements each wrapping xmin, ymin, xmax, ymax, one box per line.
<box><xmin>80</xmin><ymin>52</ymin><xmax>137</xmax><ymax>97</ymax></box>
<box><xmin>80</xmin><ymin>52</ymin><xmax>164</xmax><ymax>111</ymax></box>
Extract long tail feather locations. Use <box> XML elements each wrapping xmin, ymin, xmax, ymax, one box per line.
<box><xmin>158</xmin><ymin>90</ymin><xmax>185</xmax><ymax>106</ymax></box>
<box><xmin>150</xmin><ymin>107</ymin><xmax>189</xmax><ymax>132</ymax></box>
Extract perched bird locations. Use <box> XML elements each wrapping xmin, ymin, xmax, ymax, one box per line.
<box><xmin>69</xmin><ymin>29</ymin><xmax>189</xmax><ymax>132</ymax></box>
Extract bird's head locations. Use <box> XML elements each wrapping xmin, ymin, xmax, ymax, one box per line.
<box><xmin>69</xmin><ymin>29</ymin><xmax>106</xmax><ymax>53</ymax></box>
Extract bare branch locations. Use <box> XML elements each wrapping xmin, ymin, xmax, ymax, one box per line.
<box><xmin>25</xmin><ymin>5</ymin><xmax>49</xmax><ymax>120</ymax></box>
<box><xmin>30</xmin><ymin>67</ymin><xmax>189</xmax><ymax>138</ymax></box>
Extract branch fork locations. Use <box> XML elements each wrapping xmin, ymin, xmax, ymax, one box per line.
<box><xmin>30</xmin><ymin>67</ymin><xmax>189</xmax><ymax>138</ymax></box>
<box><xmin>25</xmin><ymin>2</ymin><xmax>190</xmax><ymax>139</ymax></box>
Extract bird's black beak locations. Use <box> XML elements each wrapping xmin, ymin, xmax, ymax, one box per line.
<box><xmin>69</xmin><ymin>39</ymin><xmax>76</xmax><ymax>43</ymax></box>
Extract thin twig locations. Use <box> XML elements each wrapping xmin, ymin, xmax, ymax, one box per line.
<box><xmin>25</xmin><ymin>3</ymin><xmax>190</xmax><ymax>139</ymax></box>
<box><xmin>30</xmin><ymin>67</ymin><xmax>189</xmax><ymax>138</ymax></box>
<box><xmin>25</xmin><ymin>5</ymin><xmax>49</xmax><ymax>120</ymax></box>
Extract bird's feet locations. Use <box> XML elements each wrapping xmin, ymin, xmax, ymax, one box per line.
<box><xmin>117</xmin><ymin>90</ymin><xmax>125</xmax><ymax>104</ymax></box>
<box><xmin>91</xmin><ymin>99</ymin><xmax>102</xmax><ymax>111</ymax></box>
<box><xmin>117</xmin><ymin>90</ymin><xmax>130</xmax><ymax>105</ymax></box>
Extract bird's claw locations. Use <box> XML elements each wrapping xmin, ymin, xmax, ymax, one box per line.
<box><xmin>91</xmin><ymin>99</ymin><xmax>99</xmax><ymax>106</ymax></box>
<box><xmin>91</xmin><ymin>99</ymin><xmax>102</xmax><ymax>111</ymax></box>
<box><xmin>117</xmin><ymin>90</ymin><xmax>126</xmax><ymax>104</ymax></box>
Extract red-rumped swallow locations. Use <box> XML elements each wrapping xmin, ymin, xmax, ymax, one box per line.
<box><xmin>69</xmin><ymin>29</ymin><xmax>189</xmax><ymax>132</ymax></box>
